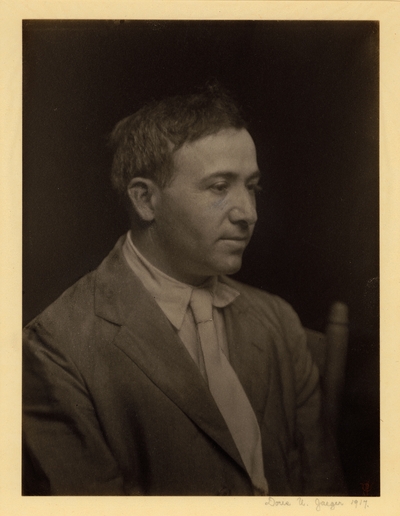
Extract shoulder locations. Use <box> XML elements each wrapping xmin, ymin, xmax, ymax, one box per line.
<box><xmin>221</xmin><ymin>276</ymin><xmax>310</xmax><ymax>368</ymax></box>
<box><xmin>23</xmin><ymin>269</ymin><xmax>99</xmax><ymax>351</ymax></box>
<box><xmin>23</xmin><ymin>237</ymin><xmax>122</xmax><ymax>353</ymax></box>
<box><xmin>222</xmin><ymin>276</ymin><xmax>302</xmax><ymax>333</ymax></box>
<box><xmin>24</xmin><ymin>235</ymin><xmax>128</xmax><ymax>339</ymax></box>
<box><xmin>223</xmin><ymin>278</ymin><xmax>319</xmax><ymax>395</ymax></box>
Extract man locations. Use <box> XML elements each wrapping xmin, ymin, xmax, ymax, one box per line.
<box><xmin>23</xmin><ymin>85</ymin><xmax>345</xmax><ymax>496</ymax></box>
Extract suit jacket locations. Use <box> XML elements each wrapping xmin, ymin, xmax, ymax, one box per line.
<box><xmin>23</xmin><ymin>236</ymin><xmax>345</xmax><ymax>496</ymax></box>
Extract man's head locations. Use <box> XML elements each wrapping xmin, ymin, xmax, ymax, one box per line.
<box><xmin>110</xmin><ymin>85</ymin><xmax>261</xmax><ymax>285</ymax></box>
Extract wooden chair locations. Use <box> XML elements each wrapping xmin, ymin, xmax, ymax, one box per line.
<box><xmin>305</xmin><ymin>302</ymin><xmax>349</xmax><ymax>431</ymax></box>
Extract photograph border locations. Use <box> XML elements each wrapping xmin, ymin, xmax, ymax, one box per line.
<box><xmin>1</xmin><ymin>1</ymin><xmax>399</xmax><ymax>515</ymax></box>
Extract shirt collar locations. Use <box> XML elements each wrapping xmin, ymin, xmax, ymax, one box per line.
<box><xmin>122</xmin><ymin>231</ymin><xmax>240</xmax><ymax>330</ymax></box>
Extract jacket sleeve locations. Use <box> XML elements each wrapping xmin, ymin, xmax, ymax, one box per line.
<box><xmin>23</xmin><ymin>321</ymin><xmax>127</xmax><ymax>495</ymax></box>
<box><xmin>277</xmin><ymin>300</ymin><xmax>347</xmax><ymax>495</ymax></box>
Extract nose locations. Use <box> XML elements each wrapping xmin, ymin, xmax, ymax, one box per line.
<box><xmin>228</xmin><ymin>187</ymin><xmax>258</xmax><ymax>227</ymax></box>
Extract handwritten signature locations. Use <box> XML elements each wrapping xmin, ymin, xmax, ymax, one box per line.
<box><xmin>264</xmin><ymin>497</ymin><xmax>369</xmax><ymax>510</ymax></box>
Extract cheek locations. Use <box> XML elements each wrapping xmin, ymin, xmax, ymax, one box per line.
<box><xmin>169</xmin><ymin>201</ymin><xmax>219</xmax><ymax>234</ymax></box>
<box><xmin>160</xmin><ymin>192</ymin><xmax>228</xmax><ymax>248</ymax></box>
<box><xmin>157</xmin><ymin>207</ymin><xmax>200</xmax><ymax>249</ymax></box>
<box><xmin>184</xmin><ymin>209</ymin><xmax>222</xmax><ymax>243</ymax></box>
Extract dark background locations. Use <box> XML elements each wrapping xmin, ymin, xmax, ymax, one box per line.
<box><xmin>23</xmin><ymin>20</ymin><xmax>379</xmax><ymax>495</ymax></box>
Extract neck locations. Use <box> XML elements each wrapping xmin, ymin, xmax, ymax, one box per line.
<box><xmin>129</xmin><ymin>228</ymin><xmax>212</xmax><ymax>287</ymax></box>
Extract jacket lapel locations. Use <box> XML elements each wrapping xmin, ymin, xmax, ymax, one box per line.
<box><xmin>222</xmin><ymin>280</ymin><xmax>298</xmax><ymax>491</ymax></box>
<box><xmin>93</xmin><ymin>238</ymin><xmax>245</xmax><ymax>471</ymax></box>
<box><xmin>222</xmin><ymin>282</ymin><xmax>273</xmax><ymax>426</ymax></box>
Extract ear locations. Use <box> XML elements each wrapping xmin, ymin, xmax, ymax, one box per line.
<box><xmin>127</xmin><ymin>177</ymin><xmax>159</xmax><ymax>222</ymax></box>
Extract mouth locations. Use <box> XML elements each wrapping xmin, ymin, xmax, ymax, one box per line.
<box><xmin>219</xmin><ymin>236</ymin><xmax>250</xmax><ymax>249</ymax></box>
<box><xmin>220</xmin><ymin>236</ymin><xmax>249</xmax><ymax>242</ymax></box>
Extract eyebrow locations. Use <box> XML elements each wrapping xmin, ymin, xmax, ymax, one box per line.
<box><xmin>201</xmin><ymin>170</ymin><xmax>261</xmax><ymax>183</ymax></box>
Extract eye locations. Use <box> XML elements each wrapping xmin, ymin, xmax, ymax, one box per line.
<box><xmin>247</xmin><ymin>182</ymin><xmax>263</xmax><ymax>194</ymax></box>
<box><xmin>210</xmin><ymin>182</ymin><xmax>229</xmax><ymax>194</ymax></box>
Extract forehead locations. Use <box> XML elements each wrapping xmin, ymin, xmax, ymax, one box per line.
<box><xmin>172</xmin><ymin>128</ymin><xmax>258</xmax><ymax>181</ymax></box>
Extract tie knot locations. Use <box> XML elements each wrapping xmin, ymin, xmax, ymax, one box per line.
<box><xmin>190</xmin><ymin>288</ymin><xmax>213</xmax><ymax>324</ymax></box>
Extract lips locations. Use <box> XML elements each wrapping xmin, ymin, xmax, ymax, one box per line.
<box><xmin>219</xmin><ymin>236</ymin><xmax>250</xmax><ymax>250</ymax></box>
<box><xmin>220</xmin><ymin>236</ymin><xmax>249</xmax><ymax>242</ymax></box>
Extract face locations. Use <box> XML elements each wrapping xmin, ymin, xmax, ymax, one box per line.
<box><xmin>150</xmin><ymin>128</ymin><xmax>260</xmax><ymax>285</ymax></box>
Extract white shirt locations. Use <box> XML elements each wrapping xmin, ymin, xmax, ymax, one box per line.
<box><xmin>122</xmin><ymin>231</ymin><xmax>240</xmax><ymax>381</ymax></box>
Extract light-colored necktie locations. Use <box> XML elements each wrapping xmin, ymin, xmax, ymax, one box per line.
<box><xmin>190</xmin><ymin>288</ymin><xmax>268</xmax><ymax>494</ymax></box>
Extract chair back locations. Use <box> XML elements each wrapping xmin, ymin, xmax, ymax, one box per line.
<box><xmin>305</xmin><ymin>302</ymin><xmax>349</xmax><ymax>431</ymax></box>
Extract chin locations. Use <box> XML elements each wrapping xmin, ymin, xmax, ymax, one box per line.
<box><xmin>213</xmin><ymin>257</ymin><xmax>243</xmax><ymax>276</ymax></box>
